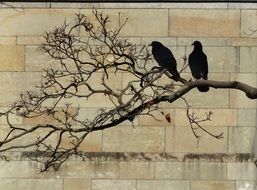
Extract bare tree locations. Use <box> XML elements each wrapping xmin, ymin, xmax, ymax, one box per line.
<box><xmin>0</xmin><ymin>9</ymin><xmax>256</xmax><ymax>171</ymax></box>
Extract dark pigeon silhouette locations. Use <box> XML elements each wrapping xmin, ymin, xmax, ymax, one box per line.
<box><xmin>188</xmin><ymin>41</ymin><xmax>209</xmax><ymax>92</ymax></box>
<box><xmin>151</xmin><ymin>41</ymin><xmax>180</xmax><ymax>81</ymax></box>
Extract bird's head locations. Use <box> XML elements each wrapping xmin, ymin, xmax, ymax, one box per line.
<box><xmin>192</xmin><ymin>41</ymin><xmax>203</xmax><ymax>50</ymax></box>
<box><xmin>151</xmin><ymin>41</ymin><xmax>163</xmax><ymax>48</ymax></box>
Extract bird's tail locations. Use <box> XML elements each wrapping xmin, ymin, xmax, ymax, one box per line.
<box><xmin>197</xmin><ymin>86</ymin><xmax>209</xmax><ymax>92</ymax></box>
<box><xmin>168</xmin><ymin>68</ymin><xmax>180</xmax><ymax>82</ymax></box>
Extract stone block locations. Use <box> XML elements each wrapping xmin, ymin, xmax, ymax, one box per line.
<box><xmin>118</xmin><ymin>162</ymin><xmax>155</xmax><ymax>179</ymax></box>
<box><xmin>241</xmin><ymin>10</ymin><xmax>257</xmax><ymax>38</ymax></box>
<box><xmin>229</xmin><ymin>3</ymin><xmax>257</xmax><ymax>9</ymax></box>
<box><xmin>232</xmin><ymin>38</ymin><xmax>257</xmax><ymax>46</ymax></box>
<box><xmin>51</xmin><ymin>3</ymin><xmax>99</xmax><ymax>8</ymax></box>
<box><xmin>169</xmin><ymin>10</ymin><xmax>240</xmax><ymax>37</ymax></box>
<box><xmin>25</xmin><ymin>46</ymin><xmax>57</xmax><ymax>71</ymax></box>
<box><xmin>238</xmin><ymin>109</ymin><xmax>256</xmax><ymax>127</ymax></box>
<box><xmin>138</xmin><ymin>109</ymin><xmax>175</xmax><ymax>126</ymax></box>
<box><xmin>191</xmin><ymin>180</ymin><xmax>235</xmax><ymax>190</ymax></box>
<box><xmin>137</xmin><ymin>180</ymin><xmax>190</xmax><ymax>190</ymax></box>
<box><xmin>0</xmin><ymin>161</ymin><xmax>37</xmax><ymax>178</ymax></box>
<box><xmin>99</xmin><ymin>3</ymin><xmax>161</xmax><ymax>8</ymax></box>
<box><xmin>0</xmin><ymin>9</ymin><xmax>79</xmax><ymax>36</ymax></box>
<box><xmin>227</xmin><ymin>163</ymin><xmax>256</xmax><ymax>180</ymax></box>
<box><xmin>0</xmin><ymin>45</ymin><xmax>24</xmax><ymax>71</ymax></box>
<box><xmin>40</xmin><ymin>161</ymin><xmax>118</xmax><ymax>178</ymax></box>
<box><xmin>229</xmin><ymin>74</ymin><xmax>257</xmax><ymax>108</ymax></box>
<box><xmin>81</xmin><ymin>9</ymin><xmax>168</xmax><ymax>37</ymax></box>
<box><xmin>0</xmin><ymin>37</ymin><xmax>16</xmax><ymax>45</ymax></box>
<box><xmin>102</xmin><ymin>126</ymin><xmax>165</xmax><ymax>152</ymax></box>
<box><xmin>240</xmin><ymin>47</ymin><xmax>257</xmax><ymax>73</ymax></box>
<box><xmin>178</xmin><ymin>38</ymin><xmax>231</xmax><ymax>46</ymax></box>
<box><xmin>92</xmin><ymin>179</ymin><xmax>136</xmax><ymax>190</ymax></box>
<box><xmin>0</xmin><ymin>72</ymin><xmax>42</xmax><ymax>106</ymax></box>
<box><xmin>17</xmin><ymin>37</ymin><xmax>45</xmax><ymax>45</ymax></box>
<box><xmin>162</xmin><ymin>3</ymin><xmax>228</xmax><ymax>9</ymax></box>
<box><xmin>60</xmin><ymin>130</ymin><xmax>102</xmax><ymax>152</ymax></box>
<box><xmin>64</xmin><ymin>178</ymin><xmax>91</xmax><ymax>190</ymax></box>
<box><xmin>0</xmin><ymin>2</ymin><xmax>49</xmax><ymax>8</ymax></box>
<box><xmin>228</xmin><ymin>127</ymin><xmax>256</xmax><ymax>153</ymax></box>
<box><xmin>165</xmin><ymin>127</ymin><xmax>228</xmax><ymax>153</ymax></box>
<box><xmin>155</xmin><ymin>161</ymin><xmax>227</xmax><ymax>180</ymax></box>
<box><xmin>142</xmin><ymin>37</ymin><xmax>177</xmax><ymax>46</ymax></box>
<box><xmin>0</xmin><ymin>179</ymin><xmax>63</xmax><ymax>190</ymax></box>
<box><xmin>236</xmin><ymin>181</ymin><xmax>256</xmax><ymax>190</ymax></box>
<box><xmin>175</xmin><ymin>109</ymin><xmax>237</xmax><ymax>127</ymax></box>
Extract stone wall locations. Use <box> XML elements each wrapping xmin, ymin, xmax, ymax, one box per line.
<box><xmin>0</xmin><ymin>2</ymin><xmax>256</xmax><ymax>190</ymax></box>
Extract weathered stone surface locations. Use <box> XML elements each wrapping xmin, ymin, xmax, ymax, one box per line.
<box><xmin>236</xmin><ymin>181</ymin><xmax>256</xmax><ymax>190</ymax></box>
<box><xmin>238</xmin><ymin>109</ymin><xmax>256</xmax><ymax>127</ymax></box>
<box><xmin>232</xmin><ymin>38</ymin><xmax>257</xmax><ymax>46</ymax></box>
<box><xmin>0</xmin><ymin>161</ymin><xmax>37</xmax><ymax>178</ymax></box>
<box><xmin>169</xmin><ymin>10</ymin><xmax>240</xmax><ymax>37</ymax></box>
<box><xmin>142</xmin><ymin>37</ymin><xmax>177</xmax><ymax>46</ymax></box>
<box><xmin>178</xmin><ymin>37</ymin><xmax>231</xmax><ymax>46</ymax></box>
<box><xmin>155</xmin><ymin>162</ymin><xmax>227</xmax><ymax>180</ymax></box>
<box><xmin>0</xmin><ymin>2</ymin><xmax>50</xmax><ymax>8</ymax></box>
<box><xmin>229</xmin><ymin>3</ymin><xmax>257</xmax><ymax>9</ymax></box>
<box><xmin>51</xmin><ymin>3</ymin><xmax>99</xmax><ymax>8</ymax></box>
<box><xmin>137</xmin><ymin>180</ymin><xmax>190</xmax><ymax>190</ymax></box>
<box><xmin>0</xmin><ymin>37</ymin><xmax>16</xmax><ymax>45</ymax></box>
<box><xmin>118</xmin><ymin>162</ymin><xmax>155</xmax><ymax>179</ymax></box>
<box><xmin>240</xmin><ymin>47</ymin><xmax>257</xmax><ymax>72</ymax></box>
<box><xmin>102</xmin><ymin>126</ymin><xmax>165</xmax><ymax>152</ymax></box>
<box><xmin>165</xmin><ymin>127</ymin><xmax>228</xmax><ymax>153</ymax></box>
<box><xmin>0</xmin><ymin>9</ymin><xmax>79</xmax><ymax>36</ymax></box>
<box><xmin>175</xmin><ymin>109</ymin><xmax>237</xmax><ymax>127</ymax></box>
<box><xmin>228</xmin><ymin>127</ymin><xmax>256</xmax><ymax>153</ymax></box>
<box><xmin>0</xmin><ymin>45</ymin><xmax>24</xmax><ymax>71</ymax></box>
<box><xmin>64</xmin><ymin>178</ymin><xmax>91</xmax><ymax>190</ymax></box>
<box><xmin>92</xmin><ymin>179</ymin><xmax>136</xmax><ymax>190</ymax></box>
<box><xmin>241</xmin><ymin>10</ymin><xmax>257</xmax><ymax>38</ymax></box>
<box><xmin>40</xmin><ymin>161</ymin><xmax>118</xmax><ymax>178</ymax></box>
<box><xmin>17</xmin><ymin>37</ymin><xmax>45</xmax><ymax>45</ymax></box>
<box><xmin>191</xmin><ymin>180</ymin><xmax>235</xmax><ymax>190</ymax></box>
<box><xmin>99</xmin><ymin>3</ymin><xmax>161</xmax><ymax>8</ymax></box>
<box><xmin>0</xmin><ymin>72</ymin><xmax>41</xmax><ymax>106</ymax></box>
<box><xmin>163</xmin><ymin>3</ymin><xmax>228</xmax><ymax>9</ymax></box>
<box><xmin>227</xmin><ymin>163</ymin><xmax>256</xmax><ymax>180</ymax></box>
<box><xmin>229</xmin><ymin>74</ymin><xmax>257</xmax><ymax>108</ymax></box>
<box><xmin>0</xmin><ymin>179</ymin><xmax>63</xmax><ymax>190</ymax></box>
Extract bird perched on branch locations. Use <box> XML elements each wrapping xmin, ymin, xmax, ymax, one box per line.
<box><xmin>188</xmin><ymin>41</ymin><xmax>209</xmax><ymax>92</ymax></box>
<box><xmin>151</xmin><ymin>41</ymin><xmax>180</xmax><ymax>81</ymax></box>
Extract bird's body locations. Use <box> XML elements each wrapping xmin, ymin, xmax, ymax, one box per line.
<box><xmin>188</xmin><ymin>41</ymin><xmax>209</xmax><ymax>92</ymax></box>
<box><xmin>151</xmin><ymin>41</ymin><xmax>180</xmax><ymax>81</ymax></box>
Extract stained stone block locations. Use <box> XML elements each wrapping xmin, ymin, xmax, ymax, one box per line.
<box><xmin>0</xmin><ymin>161</ymin><xmax>37</xmax><ymax>178</ymax></box>
<box><xmin>228</xmin><ymin>127</ymin><xmax>256</xmax><ymax>153</ymax></box>
<box><xmin>169</xmin><ymin>10</ymin><xmax>240</xmax><ymax>37</ymax></box>
<box><xmin>118</xmin><ymin>162</ymin><xmax>155</xmax><ymax>179</ymax></box>
<box><xmin>191</xmin><ymin>180</ymin><xmax>235</xmax><ymax>190</ymax></box>
<box><xmin>92</xmin><ymin>179</ymin><xmax>136</xmax><ymax>190</ymax></box>
<box><xmin>155</xmin><ymin>162</ymin><xmax>227</xmax><ymax>180</ymax></box>
<box><xmin>0</xmin><ymin>179</ymin><xmax>63</xmax><ymax>190</ymax></box>
<box><xmin>137</xmin><ymin>180</ymin><xmax>190</xmax><ymax>190</ymax></box>
<box><xmin>102</xmin><ymin>126</ymin><xmax>165</xmax><ymax>152</ymax></box>
<box><xmin>175</xmin><ymin>109</ymin><xmax>237</xmax><ymax>127</ymax></box>
<box><xmin>64</xmin><ymin>178</ymin><xmax>91</xmax><ymax>190</ymax></box>
<box><xmin>178</xmin><ymin>37</ymin><xmax>231</xmax><ymax>46</ymax></box>
<box><xmin>232</xmin><ymin>38</ymin><xmax>257</xmax><ymax>46</ymax></box>
<box><xmin>162</xmin><ymin>3</ymin><xmax>228</xmax><ymax>9</ymax></box>
<box><xmin>230</xmin><ymin>74</ymin><xmax>257</xmax><ymax>108</ymax></box>
<box><xmin>227</xmin><ymin>163</ymin><xmax>256</xmax><ymax>180</ymax></box>
<box><xmin>17</xmin><ymin>37</ymin><xmax>45</xmax><ymax>45</ymax></box>
<box><xmin>0</xmin><ymin>9</ymin><xmax>79</xmax><ymax>36</ymax></box>
<box><xmin>0</xmin><ymin>46</ymin><xmax>24</xmax><ymax>71</ymax></box>
<box><xmin>240</xmin><ymin>47</ymin><xmax>257</xmax><ymax>73</ymax></box>
<box><xmin>165</xmin><ymin>127</ymin><xmax>228</xmax><ymax>153</ymax></box>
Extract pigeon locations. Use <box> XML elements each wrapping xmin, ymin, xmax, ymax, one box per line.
<box><xmin>151</xmin><ymin>41</ymin><xmax>180</xmax><ymax>81</ymax></box>
<box><xmin>188</xmin><ymin>41</ymin><xmax>209</xmax><ymax>92</ymax></box>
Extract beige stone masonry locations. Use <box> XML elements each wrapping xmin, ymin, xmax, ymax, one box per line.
<box><xmin>92</xmin><ymin>179</ymin><xmax>136</xmax><ymax>190</ymax></box>
<box><xmin>169</xmin><ymin>10</ymin><xmax>240</xmax><ymax>37</ymax></box>
<box><xmin>137</xmin><ymin>180</ymin><xmax>190</xmax><ymax>190</ymax></box>
<box><xmin>191</xmin><ymin>180</ymin><xmax>235</xmax><ymax>190</ymax></box>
